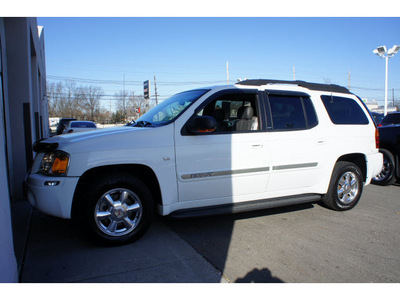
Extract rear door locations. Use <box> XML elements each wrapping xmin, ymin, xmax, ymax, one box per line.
<box><xmin>264</xmin><ymin>91</ymin><xmax>327</xmax><ymax>194</ymax></box>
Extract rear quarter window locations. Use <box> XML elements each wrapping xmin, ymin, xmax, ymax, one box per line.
<box><xmin>321</xmin><ymin>95</ymin><xmax>369</xmax><ymax>125</ymax></box>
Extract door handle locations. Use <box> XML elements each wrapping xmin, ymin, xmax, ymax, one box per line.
<box><xmin>252</xmin><ymin>144</ymin><xmax>263</xmax><ymax>149</ymax></box>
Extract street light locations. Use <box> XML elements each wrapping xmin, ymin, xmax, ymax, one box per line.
<box><xmin>373</xmin><ymin>45</ymin><xmax>400</xmax><ymax>116</ymax></box>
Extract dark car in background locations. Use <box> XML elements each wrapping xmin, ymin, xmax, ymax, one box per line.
<box><xmin>372</xmin><ymin>124</ymin><xmax>400</xmax><ymax>185</ymax></box>
<box><xmin>56</xmin><ymin>118</ymin><xmax>76</xmax><ymax>135</ymax></box>
<box><xmin>380</xmin><ymin>112</ymin><xmax>400</xmax><ymax>127</ymax></box>
<box><xmin>371</xmin><ymin>112</ymin><xmax>384</xmax><ymax>126</ymax></box>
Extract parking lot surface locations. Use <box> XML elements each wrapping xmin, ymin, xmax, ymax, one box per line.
<box><xmin>167</xmin><ymin>183</ymin><xmax>400</xmax><ymax>283</ymax></box>
<box><xmin>20</xmin><ymin>184</ymin><xmax>400</xmax><ymax>283</ymax></box>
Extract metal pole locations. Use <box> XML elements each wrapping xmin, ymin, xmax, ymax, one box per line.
<box><xmin>384</xmin><ymin>56</ymin><xmax>389</xmax><ymax>116</ymax></box>
<box><xmin>226</xmin><ymin>61</ymin><xmax>229</xmax><ymax>85</ymax></box>
<box><xmin>154</xmin><ymin>75</ymin><xmax>158</xmax><ymax>106</ymax></box>
<box><xmin>348</xmin><ymin>70</ymin><xmax>351</xmax><ymax>90</ymax></box>
<box><xmin>293</xmin><ymin>65</ymin><xmax>296</xmax><ymax>81</ymax></box>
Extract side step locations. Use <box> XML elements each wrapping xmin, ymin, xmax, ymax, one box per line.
<box><xmin>169</xmin><ymin>194</ymin><xmax>322</xmax><ymax>218</ymax></box>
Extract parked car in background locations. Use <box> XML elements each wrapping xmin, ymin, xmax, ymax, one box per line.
<box><xmin>125</xmin><ymin>120</ymin><xmax>135</xmax><ymax>126</ymax></box>
<box><xmin>371</xmin><ymin>112</ymin><xmax>384</xmax><ymax>127</ymax></box>
<box><xmin>372</xmin><ymin>124</ymin><xmax>400</xmax><ymax>185</ymax></box>
<box><xmin>63</xmin><ymin>121</ymin><xmax>97</xmax><ymax>134</ymax></box>
<box><xmin>380</xmin><ymin>112</ymin><xmax>400</xmax><ymax>126</ymax></box>
<box><xmin>56</xmin><ymin>118</ymin><xmax>76</xmax><ymax>135</ymax></box>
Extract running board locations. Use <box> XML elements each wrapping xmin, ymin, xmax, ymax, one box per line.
<box><xmin>169</xmin><ymin>194</ymin><xmax>322</xmax><ymax>218</ymax></box>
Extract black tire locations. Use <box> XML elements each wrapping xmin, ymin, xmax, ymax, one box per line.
<box><xmin>371</xmin><ymin>149</ymin><xmax>396</xmax><ymax>186</ymax></box>
<box><xmin>78</xmin><ymin>173</ymin><xmax>154</xmax><ymax>245</ymax></box>
<box><xmin>322</xmin><ymin>162</ymin><xmax>363</xmax><ymax>211</ymax></box>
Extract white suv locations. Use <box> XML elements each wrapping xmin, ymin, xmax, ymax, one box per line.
<box><xmin>26</xmin><ymin>79</ymin><xmax>383</xmax><ymax>245</ymax></box>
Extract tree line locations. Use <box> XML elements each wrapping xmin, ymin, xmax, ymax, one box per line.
<box><xmin>47</xmin><ymin>80</ymin><xmax>152</xmax><ymax>124</ymax></box>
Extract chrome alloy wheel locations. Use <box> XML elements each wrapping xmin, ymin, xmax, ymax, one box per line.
<box><xmin>94</xmin><ymin>188</ymin><xmax>143</xmax><ymax>237</ymax></box>
<box><xmin>337</xmin><ymin>171</ymin><xmax>359</xmax><ymax>205</ymax></box>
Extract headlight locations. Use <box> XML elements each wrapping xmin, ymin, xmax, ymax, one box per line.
<box><xmin>39</xmin><ymin>151</ymin><xmax>70</xmax><ymax>176</ymax></box>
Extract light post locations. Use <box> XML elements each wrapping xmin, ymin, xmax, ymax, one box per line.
<box><xmin>373</xmin><ymin>45</ymin><xmax>400</xmax><ymax>116</ymax></box>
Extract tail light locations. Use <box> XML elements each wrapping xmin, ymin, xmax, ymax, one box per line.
<box><xmin>375</xmin><ymin>128</ymin><xmax>379</xmax><ymax>149</ymax></box>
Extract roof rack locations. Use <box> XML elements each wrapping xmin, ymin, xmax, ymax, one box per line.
<box><xmin>236</xmin><ymin>79</ymin><xmax>351</xmax><ymax>94</ymax></box>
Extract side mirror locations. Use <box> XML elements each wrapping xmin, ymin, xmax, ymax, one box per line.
<box><xmin>185</xmin><ymin>116</ymin><xmax>217</xmax><ymax>134</ymax></box>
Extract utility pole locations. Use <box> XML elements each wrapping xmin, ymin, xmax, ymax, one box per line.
<box><xmin>123</xmin><ymin>73</ymin><xmax>125</xmax><ymax>94</ymax></box>
<box><xmin>393</xmin><ymin>88</ymin><xmax>395</xmax><ymax>107</ymax></box>
<box><xmin>154</xmin><ymin>75</ymin><xmax>158</xmax><ymax>105</ymax></box>
<box><xmin>226</xmin><ymin>61</ymin><xmax>229</xmax><ymax>84</ymax></box>
<box><xmin>293</xmin><ymin>65</ymin><xmax>296</xmax><ymax>80</ymax></box>
<box><xmin>348</xmin><ymin>70</ymin><xmax>351</xmax><ymax>90</ymax></box>
<box><xmin>123</xmin><ymin>73</ymin><xmax>126</xmax><ymax>121</ymax></box>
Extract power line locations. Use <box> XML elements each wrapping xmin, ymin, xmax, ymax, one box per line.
<box><xmin>47</xmin><ymin>75</ymin><xmax>226</xmax><ymax>86</ymax></box>
<box><xmin>47</xmin><ymin>75</ymin><xmax>399</xmax><ymax>98</ymax></box>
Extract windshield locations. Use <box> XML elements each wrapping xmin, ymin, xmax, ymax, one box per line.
<box><xmin>134</xmin><ymin>89</ymin><xmax>209</xmax><ymax>126</ymax></box>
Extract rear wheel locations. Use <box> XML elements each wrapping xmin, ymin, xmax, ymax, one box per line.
<box><xmin>371</xmin><ymin>149</ymin><xmax>396</xmax><ymax>186</ymax></box>
<box><xmin>322</xmin><ymin>162</ymin><xmax>363</xmax><ymax>211</ymax></box>
<box><xmin>78</xmin><ymin>173</ymin><xmax>154</xmax><ymax>245</ymax></box>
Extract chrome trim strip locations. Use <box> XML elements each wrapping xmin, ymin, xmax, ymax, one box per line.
<box><xmin>181</xmin><ymin>167</ymin><xmax>270</xmax><ymax>180</ymax></box>
<box><xmin>272</xmin><ymin>162</ymin><xmax>318</xmax><ymax>171</ymax></box>
<box><xmin>181</xmin><ymin>162</ymin><xmax>318</xmax><ymax>180</ymax></box>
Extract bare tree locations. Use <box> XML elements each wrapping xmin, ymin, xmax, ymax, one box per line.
<box><xmin>78</xmin><ymin>85</ymin><xmax>104</xmax><ymax>121</ymax></box>
<box><xmin>47</xmin><ymin>81</ymin><xmax>63</xmax><ymax>117</ymax></box>
<box><xmin>60</xmin><ymin>80</ymin><xmax>81</xmax><ymax>118</ymax></box>
<box><xmin>48</xmin><ymin>80</ymin><xmax>105</xmax><ymax>121</ymax></box>
<box><xmin>128</xmin><ymin>92</ymin><xmax>148</xmax><ymax>119</ymax></box>
<box><xmin>115</xmin><ymin>90</ymin><xmax>129</xmax><ymax>121</ymax></box>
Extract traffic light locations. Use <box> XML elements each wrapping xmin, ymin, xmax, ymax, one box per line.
<box><xmin>143</xmin><ymin>80</ymin><xmax>150</xmax><ymax>100</ymax></box>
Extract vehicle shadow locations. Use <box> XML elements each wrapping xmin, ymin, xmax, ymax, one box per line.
<box><xmin>235</xmin><ymin>267</ymin><xmax>284</xmax><ymax>283</ymax></box>
<box><xmin>19</xmin><ymin>199</ymin><xmax>314</xmax><ymax>283</ymax></box>
<box><xmin>164</xmin><ymin>203</ymin><xmax>314</xmax><ymax>282</ymax></box>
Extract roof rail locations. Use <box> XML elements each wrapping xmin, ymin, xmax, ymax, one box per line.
<box><xmin>236</xmin><ymin>79</ymin><xmax>351</xmax><ymax>94</ymax></box>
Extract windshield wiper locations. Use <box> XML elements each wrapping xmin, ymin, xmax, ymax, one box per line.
<box><xmin>134</xmin><ymin>120</ymin><xmax>153</xmax><ymax>127</ymax></box>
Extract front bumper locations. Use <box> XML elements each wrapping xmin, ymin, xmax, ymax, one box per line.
<box><xmin>25</xmin><ymin>173</ymin><xmax>80</xmax><ymax>219</ymax></box>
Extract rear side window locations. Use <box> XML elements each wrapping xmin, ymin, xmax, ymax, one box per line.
<box><xmin>321</xmin><ymin>96</ymin><xmax>369</xmax><ymax>125</ymax></box>
<box><xmin>268</xmin><ymin>95</ymin><xmax>318</xmax><ymax>130</ymax></box>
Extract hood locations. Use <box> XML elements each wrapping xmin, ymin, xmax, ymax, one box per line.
<box><xmin>50</xmin><ymin>126</ymin><xmax>132</xmax><ymax>143</ymax></box>
<box><xmin>35</xmin><ymin>125</ymin><xmax>172</xmax><ymax>154</ymax></box>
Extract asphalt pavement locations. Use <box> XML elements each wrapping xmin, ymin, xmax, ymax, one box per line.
<box><xmin>14</xmin><ymin>183</ymin><xmax>400</xmax><ymax>283</ymax></box>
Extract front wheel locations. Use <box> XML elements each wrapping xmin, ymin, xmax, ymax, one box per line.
<box><xmin>322</xmin><ymin>162</ymin><xmax>363</xmax><ymax>211</ymax></box>
<box><xmin>78</xmin><ymin>174</ymin><xmax>154</xmax><ymax>245</ymax></box>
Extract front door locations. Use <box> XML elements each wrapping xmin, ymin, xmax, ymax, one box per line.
<box><xmin>174</xmin><ymin>90</ymin><xmax>270</xmax><ymax>205</ymax></box>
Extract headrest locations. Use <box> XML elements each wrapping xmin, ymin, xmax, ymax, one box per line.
<box><xmin>239</xmin><ymin>106</ymin><xmax>254</xmax><ymax>120</ymax></box>
<box><xmin>211</xmin><ymin>109</ymin><xmax>225</xmax><ymax>121</ymax></box>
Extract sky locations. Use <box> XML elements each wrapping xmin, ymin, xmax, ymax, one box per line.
<box><xmin>33</xmin><ymin>14</ymin><xmax>400</xmax><ymax>112</ymax></box>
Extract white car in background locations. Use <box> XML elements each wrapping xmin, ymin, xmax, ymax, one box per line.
<box><xmin>63</xmin><ymin>121</ymin><xmax>97</xmax><ymax>134</ymax></box>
